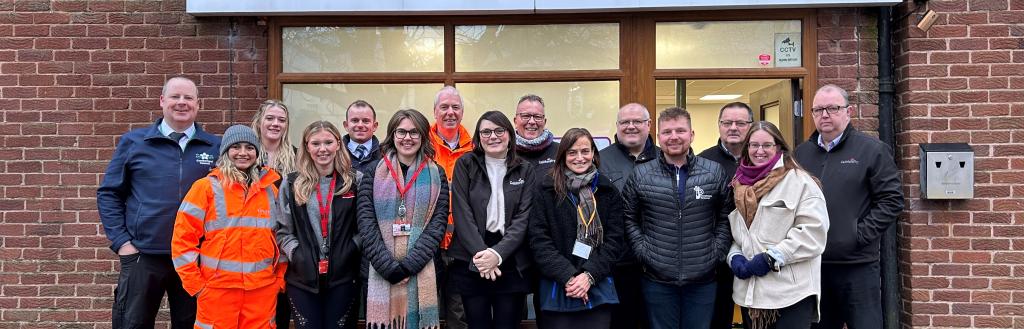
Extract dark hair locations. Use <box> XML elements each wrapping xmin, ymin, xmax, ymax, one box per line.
<box><xmin>472</xmin><ymin>111</ymin><xmax>519</xmax><ymax>166</ymax></box>
<box><xmin>551</xmin><ymin>128</ymin><xmax>600</xmax><ymax>199</ymax></box>
<box><xmin>346</xmin><ymin>100</ymin><xmax>376</xmax><ymax>120</ymax></box>
<box><xmin>658</xmin><ymin>106</ymin><xmax>692</xmax><ymax>127</ymax></box>
<box><xmin>380</xmin><ymin>109</ymin><xmax>435</xmax><ymax>160</ymax></box>
<box><xmin>739</xmin><ymin>121</ymin><xmax>810</xmax><ymax>176</ymax></box>
<box><xmin>517</xmin><ymin>94</ymin><xmax>545</xmax><ymax>108</ymax></box>
<box><xmin>719</xmin><ymin>102</ymin><xmax>754</xmax><ymax>122</ymax></box>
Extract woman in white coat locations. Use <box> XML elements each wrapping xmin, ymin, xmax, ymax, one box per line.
<box><xmin>727</xmin><ymin>121</ymin><xmax>829</xmax><ymax>329</ymax></box>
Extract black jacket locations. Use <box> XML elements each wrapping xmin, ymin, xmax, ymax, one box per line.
<box><xmin>356</xmin><ymin>162</ymin><xmax>450</xmax><ymax>284</ymax></box>
<box><xmin>622</xmin><ymin>151</ymin><xmax>734</xmax><ymax>286</ymax></box>
<box><xmin>279</xmin><ymin>172</ymin><xmax>362</xmax><ymax>293</ymax></box>
<box><xmin>794</xmin><ymin>125</ymin><xmax>904</xmax><ymax>264</ymax></box>
<box><xmin>697</xmin><ymin>142</ymin><xmax>740</xmax><ymax>180</ymax></box>
<box><xmin>598</xmin><ymin>136</ymin><xmax>660</xmax><ymax>192</ymax></box>
<box><xmin>450</xmin><ymin>152</ymin><xmax>535</xmax><ymax>273</ymax></box>
<box><xmin>344</xmin><ymin>135</ymin><xmax>382</xmax><ymax>175</ymax></box>
<box><xmin>517</xmin><ymin>141</ymin><xmax>558</xmax><ymax>171</ymax></box>
<box><xmin>529</xmin><ymin>173</ymin><xmax>624</xmax><ymax>284</ymax></box>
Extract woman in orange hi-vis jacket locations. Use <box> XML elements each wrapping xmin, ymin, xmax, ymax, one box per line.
<box><xmin>172</xmin><ymin>125</ymin><xmax>286</xmax><ymax>329</ymax></box>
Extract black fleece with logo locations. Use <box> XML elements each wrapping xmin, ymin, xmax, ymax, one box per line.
<box><xmin>794</xmin><ymin>124</ymin><xmax>904</xmax><ymax>264</ymax></box>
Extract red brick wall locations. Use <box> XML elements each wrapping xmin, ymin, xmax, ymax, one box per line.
<box><xmin>0</xmin><ymin>0</ymin><xmax>267</xmax><ymax>326</ymax></box>
<box><xmin>894</xmin><ymin>0</ymin><xmax>1024</xmax><ymax>328</ymax></box>
<box><xmin>816</xmin><ymin>7</ymin><xmax>882</xmax><ymax>136</ymax></box>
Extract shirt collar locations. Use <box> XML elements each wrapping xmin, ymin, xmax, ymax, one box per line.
<box><xmin>817</xmin><ymin>132</ymin><xmax>844</xmax><ymax>152</ymax></box>
<box><xmin>347</xmin><ymin>138</ymin><xmax>374</xmax><ymax>153</ymax></box>
<box><xmin>158</xmin><ymin>120</ymin><xmax>195</xmax><ymax>139</ymax></box>
<box><xmin>719</xmin><ymin>140</ymin><xmax>740</xmax><ymax>161</ymax></box>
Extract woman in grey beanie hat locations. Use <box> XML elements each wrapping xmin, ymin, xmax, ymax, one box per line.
<box><xmin>218</xmin><ymin>124</ymin><xmax>263</xmax><ymax>186</ymax></box>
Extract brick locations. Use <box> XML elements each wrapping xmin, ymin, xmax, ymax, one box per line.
<box><xmin>930</xmin><ymin>78</ymin><xmax>969</xmax><ymax>90</ymax></box>
<box><xmin>972</xmin><ymin>50</ymin><xmax>1013</xmax><ymax>63</ymax></box>
<box><xmin>54</xmin><ymin>50</ymin><xmax>89</xmax><ymax>61</ymax></box>
<box><xmin>931</xmin><ymin>0</ymin><xmax>969</xmax><ymax>12</ymax></box>
<box><xmin>990</xmin><ymin>37</ymin><xmax>1024</xmax><ymax>49</ymax></box>
<box><xmin>969</xmin><ymin>0</ymin><xmax>1009</xmax><ymax>10</ymax></box>
<box><xmin>35</xmin><ymin>38</ymin><xmax>71</xmax><ymax>49</ymax></box>
<box><xmin>991</xmin><ymin>64</ymin><xmax>1024</xmax><ymax>76</ymax></box>
<box><xmin>950</xmin><ymin>118</ymin><xmax>989</xmax><ymax>130</ymax></box>
<box><xmin>929</xmin><ymin>25</ymin><xmax>968</xmax><ymax>38</ymax></box>
<box><xmin>70</xmin><ymin>13</ymin><xmax>107</xmax><ymax>24</ymax></box>
<box><xmin>124</xmin><ymin>25</ymin><xmax>160</xmax><ymax>37</ymax></box>
<box><xmin>91</xmin><ymin>49</ymin><xmax>127</xmax><ymax>62</ymax></box>
<box><xmin>161</xmin><ymin>25</ymin><xmax>197</xmax><ymax>37</ymax></box>
<box><xmin>16</xmin><ymin>49</ymin><xmax>52</xmax><ymax>61</ymax></box>
<box><xmin>990</xmin><ymin>11</ymin><xmax>1024</xmax><ymax>24</ymax></box>
<box><xmin>973</xmin><ymin>265</ymin><xmax>1012</xmax><ymax>277</ymax></box>
<box><xmin>930</xmin><ymin>51</ymin><xmax>970</xmax><ymax>64</ymax></box>
<box><xmin>971</xmin><ymin>24</ymin><xmax>1010</xmax><ymax>38</ymax></box>
<box><xmin>950</xmin><ymin>64</ymin><xmax>990</xmax><ymax>76</ymax></box>
<box><xmin>19</xmin><ymin>74</ymin><xmax>54</xmax><ymax>86</ymax></box>
<box><xmin>88</xmin><ymin>0</ymin><xmax>126</xmax><ymax>12</ymax></box>
<box><xmin>86</xmin><ymin>25</ymin><xmax>123</xmax><ymax>37</ymax></box>
<box><xmin>71</xmin><ymin>38</ymin><xmax>108</xmax><ymax>49</ymax></box>
<box><xmin>969</xmin><ymin>77</ymin><xmax>1009</xmax><ymax>89</ymax></box>
<box><xmin>932</xmin><ymin>315</ymin><xmax>972</xmax><ymax>327</ymax></box>
<box><xmin>73</xmin><ymin>62</ymin><xmax>109</xmax><ymax>74</ymax></box>
<box><xmin>108</xmin><ymin>37</ymin><xmax>145</xmax><ymax>49</ymax></box>
<box><xmin>145</xmin><ymin>37</ymin><xmax>181</xmax><ymax>49</ymax></box>
<box><xmin>0</xmin><ymin>37</ymin><xmax>33</xmax><ymax>49</ymax></box>
<box><xmin>950</xmin><ymin>38</ymin><xmax>989</xmax><ymax>50</ymax></box>
<box><xmin>991</xmin><ymin>117</ymin><xmax>1024</xmax><ymax>129</ymax></box>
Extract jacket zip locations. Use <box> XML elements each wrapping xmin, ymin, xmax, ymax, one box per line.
<box><xmin>673</xmin><ymin>166</ymin><xmax>684</xmax><ymax>282</ymax></box>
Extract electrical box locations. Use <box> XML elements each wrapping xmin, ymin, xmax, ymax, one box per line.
<box><xmin>920</xmin><ymin>143</ymin><xmax>974</xmax><ymax>199</ymax></box>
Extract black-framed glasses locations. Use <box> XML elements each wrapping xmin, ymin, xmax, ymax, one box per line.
<box><xmin>516</xmin><ymin>113</ymin><xmax>545</xmax><ymax>122</ymax></box>
<box><xmin>811</xmin><ymin>105</ymin><xmax>846</xmax><ymax>117</ymax></box>
<box><xmin>748</xmin><ymin>142</ymin><xmax>777</xmax><ymax>150</ymax></box>
<box><xmin>719</xmin><ymin>120</ymin><xmax>752</xmax><ymax>128</ymax></box>
<box><xmin>479</xmin><ymin>128</ymin><xmax>507</xmax><ymax>138</ymax></box>
<box><xmin>394</xmin><ymin>129</ymin><xmax>420</xmax><ymax>139</ymax></box>
<box><xmin>617</xmin><ymin>119</ymin><xmax>650</xmax><ymax>127</ymax></box>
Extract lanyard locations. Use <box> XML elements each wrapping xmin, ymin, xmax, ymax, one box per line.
<box><xmin>566</xmin><ymin>176</ymin><xmax>599</xmax><ymax>234</ymax></box>
<box><xmin>316</xmin><ymin>173</ymin><xmax>338</xmax><ymax>240</ymax></box>
<box><xmin>383</xmin><ymin>157</ymin><xmax>428</xmax><ymax>222</ymax></box>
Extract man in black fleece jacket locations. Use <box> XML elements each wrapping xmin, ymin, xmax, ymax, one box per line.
<box><xmin>795</xmin><ymin>84</ymin><xmax>904</xmax><ymax>329</ymax></box>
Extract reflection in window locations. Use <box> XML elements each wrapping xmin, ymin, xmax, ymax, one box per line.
<box><xmin>656</xmin><ymin>20</ymin><xmax>801</xmax><ymax>69</ymax></box>
<box><xmin>456</xmin><ymin>81</ymin><xmax>620</xmax><ymax>140</ymax></box>
<box><xmin>283</xmin><ymin>26</ymin><xmax>444</xmax><ymax>73</ymax></box>
<box><xmin>456</xmin><ymin>24</ymin><xmax>619</xmax><ymax>72</ymax></box>
<box><xmin>282</xmin><ymin>83</ymin><xmax>445</xmax><ymax>143</ymax></box>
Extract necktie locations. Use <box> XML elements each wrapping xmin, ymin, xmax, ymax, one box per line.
<box><xmin>169</xmin><ymin>132</ymin><xmax>186</xmax><ymax>143</ymax></box>
<box><xmin>354</xmin><ymin>145</ymin><xmax>367</xmax><ymax>160</ymax></box>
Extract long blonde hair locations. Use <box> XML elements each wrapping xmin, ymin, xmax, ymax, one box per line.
<box><xmin>293</xmin><ymin>121</ymin><xmax>355</xmax><ymax>205</ymax></box>
<box><xmin>215</xmin><ymin>144</ymin><xmax>263</xmax><ymax>189</ymax></box>
<box><xmin>250</xmin><ymin>99</ymin><xmax>297</xmax><ymax>175</ymax></box>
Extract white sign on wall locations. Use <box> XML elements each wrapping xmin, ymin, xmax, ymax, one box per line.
<box><xmin>774</xmin><ymin>33</ymin><xmax>801</xmax><ymax>68</ymax></box>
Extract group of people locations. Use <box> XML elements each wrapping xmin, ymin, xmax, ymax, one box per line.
<box><xmin>98</xmin><ymin>76</ymin><xmax>904</xmax><ymax>329</ymax></box>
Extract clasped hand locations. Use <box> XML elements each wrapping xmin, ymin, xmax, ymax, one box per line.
<box><xmin>473</xmin><ymin>250</ymin><xmax>501</xmax><ymax>281</ymax></box>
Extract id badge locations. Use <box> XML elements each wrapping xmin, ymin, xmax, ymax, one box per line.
<box><xmin>392</xmin><ymin>223</ymin><xmax>412</xmax><ymax>236</ymax></box>
<box><xmin>318</xmin><ymin>259</ymin><xmax>328</xmax><ymax>274</ymax></box>
<box><xmin>572</xmin><ymin>240</ymin><xmax>592</xmax><ymax>259</ymax></box>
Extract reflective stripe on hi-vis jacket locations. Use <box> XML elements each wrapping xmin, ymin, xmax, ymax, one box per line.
<box><xmin>171</xmin><ymin>168</ymin><xmax>286</xmax><ymax>296</ymax></box>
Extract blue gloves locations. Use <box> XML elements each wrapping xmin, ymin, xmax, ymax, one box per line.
<box><xmin>747</xmin><ymin>253</ymin><xmax>772</xmax><ymax>277</ymax></box>
<box><xmin>730</xmin><ymin>255</ymin><xmax>752</xmax><ymax>279</ymax></box>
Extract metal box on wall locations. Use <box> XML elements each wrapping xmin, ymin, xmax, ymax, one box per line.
<box><xmin>919</xmin><ymin>143</ymin><xmax>974</xmax><ymax>199</ymax></box>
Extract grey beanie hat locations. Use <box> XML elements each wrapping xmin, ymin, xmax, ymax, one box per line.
<box><xmin>220</xmin><ymin>125</ymin><xmax>261</xmax><ymax>156</ymax></box>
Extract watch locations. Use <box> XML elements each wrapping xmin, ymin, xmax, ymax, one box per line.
<box><xmin>764</xmin><ymin>252</ymin><xmax>781</xmax><ymax>272</ymax></box>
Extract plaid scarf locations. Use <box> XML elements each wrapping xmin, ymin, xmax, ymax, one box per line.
<box><xmin>366</xmin><ymin>153</ymin><xmax>442</xmax><ymax>329</ymax></box>
<box><xmin>563</xmin><ymin>168</ymin><xmax>603</xmax><ymax>247</ymax></box>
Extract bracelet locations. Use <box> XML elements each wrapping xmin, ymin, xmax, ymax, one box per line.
<box><xmin>584</xmin><ymin>272</ymin><xmax>596</xmax><ymax>285</ymax></box>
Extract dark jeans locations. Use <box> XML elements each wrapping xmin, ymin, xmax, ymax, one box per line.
<box><xmin>812</xmin><ymin>262</ymin><xmax>882</xmax><ymax>329</ymax></box>
<box><xmin>462</xmin><ymin>293</ymin><xmax>525</xmax><ymax>329</ymax></box>
<box><xmin>711</xmin><ymin>262</ymin><xmax>735</xmax><ymax>329</ymax></box>
<box><xmin>112</xmin><ymin>253</ymin><xmax>196</xmax><ymax>329</ymax></box>
<box><xmin>439</xmin><ymin>251</ymin><xmax>467</xmax><ymax>329</ymax></box>
<box><xmin>540</xmin><ymin>304</ymin><xmax>612</xmax><ymax>329</ymax></box>
<box><xmin>276</xmin><ymin>292</ymin><xmax>290</xmax><ymax>328</ymax></box>
<box><xmin>641</xmin><ymin>278</ymin><xmax>717</xmax><ymax>329</ymax></box>
<box><xmin>610</xmin><ymin>265</ymin><xmax>647</xmax><ymax>329</ymax></box>
<box><xmin>286</xmin><ymin>280</ymin><xmax>359</xmax><ymax>329</ymax></box>
<box><xmin>741</xmin><ymin>296</ymin><xmax>815</xmax><ymax>329</ymax></box>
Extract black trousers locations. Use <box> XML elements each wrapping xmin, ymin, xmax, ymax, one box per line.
<box><xmin>812</xmin><ymin>262</ymin><xmax>882</xmax><ymax>329</ymax></box>
<box><xmin>539</xmin><ymin>305</ymin><xmax>612</xmax><ymax>329</ymax></box>
<box><xmin>286</xmin><ymin>280</ymin><xmax>359</xmax><ymax>329</ymax></box>
<box><xmin>711</xmin><ymin>262</ymin><xmax>736</xmax><ymax>329</ymax></box>
<box><xmin>609</xmin><ymin>265</ymin><xmax>647</xmax><ymax>329</ymax></box>
<box><xmin>462</xmin><ymin>293</ymin><xmax>525</xmax><ymax>329</ymax></box>
<box><xmin>439</xmin><ymin>251</ymin><xmax>468</xmax><ymax>329</ymax></box>
<box><xmin>276</xmin><ymin>292</ymin><xmax>291</xmax><ymax>328</ymax></box>
<box><xmin>741</xmin><ymin>296</ymin><xmax>815</xmax><ymax>329</ymax></box>
<box><xmin>112</xmin><ymin>253</ymin><xmax>196</xmax><ymax>329</ymax></box>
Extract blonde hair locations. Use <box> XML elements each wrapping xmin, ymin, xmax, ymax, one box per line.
<box><xmin>215</xmin><ymin>144</ymin><xmax>262</xmax><ymax>189</ymax></box>
<box><xmin>250</xmin><ymin>99</ymin><xmax>297</xmax><ymax>175</ymax></box>
<box><xmin>293</xmin><ymin>121</ymin><xmax>355</xmax><ymax>205</ymax></box>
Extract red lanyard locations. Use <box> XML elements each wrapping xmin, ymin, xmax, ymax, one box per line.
<box><xmin>382</xmin><ymin>157</ymin><xmax>428</xmax><ymax>200</ymax></box>
<box><xmin>316</xmin><ymin>173</ymin><xmax>338</xmax><ymax>239</ymax></box>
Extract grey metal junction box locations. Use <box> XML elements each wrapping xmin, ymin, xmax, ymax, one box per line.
<box><xmin>919</xmin><ymin>143</ymin><xmax>974</xmax><ymax>199</ymax></box>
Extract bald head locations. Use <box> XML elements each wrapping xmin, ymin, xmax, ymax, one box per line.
<box><xmin>615</xmin><ymin>103</ymin><xmax>651</xmax><ymax>149</ymax></box>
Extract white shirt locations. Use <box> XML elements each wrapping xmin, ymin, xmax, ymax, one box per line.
<box><xmin>158</xmin><ymin>120</ymin><xmax>196</xmax><ymax>151</ymax></box>
<box><xmin>484</xmin><ymin>155</ymin><xmax>507</xmax><ymax>234</ymax></box>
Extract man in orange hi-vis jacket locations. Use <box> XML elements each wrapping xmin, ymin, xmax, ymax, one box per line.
<box><xmin>172</xmin><ymin>125</ymin><xmax>286</xmax><ymax>329</ymax></box>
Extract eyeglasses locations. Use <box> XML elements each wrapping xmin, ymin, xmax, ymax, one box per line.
<box><xmin>719</xmin><ymin>120</ymin><xmax>752</xmax><ymax>128</ymax></box>
<box><xmin>516</xmin><ymin>113</ymin><xmax>545</xmax><ymax>122</ymax></box>
<box><xmin>748</xmin><ymin>142</ymin><xmax>777</xmax><ymax>150</ymax></box>
<box><xmin>479</xmin><ymin>128</ymin><xmax>507</xmax><ymax>138</ymax></box>
<box><xmin>617</xmin><ymin>119</ymin><xmax>650</xmax><ymax>127</ymax></box>
<box><xmin>811</xmin><ymin>105</ymin><xmax>846</xmax><ymax>117</ymax></box>
<box><xmin>394</xmin><ymin>129</ymin><xmax>420</xmax><ymax>139</ymax></box>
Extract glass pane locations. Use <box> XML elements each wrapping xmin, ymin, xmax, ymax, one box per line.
<box><xmin>456</xmin><ymin>81</ymin><xmax>620</xmax><ymax>148</ymax></box>
<box><xmin>283</xmin><ymin>26</ymin><xmax>444</xmax><ymax>73</ymax></box>
<box><xmin>656</xmin><ymin>20</ymin><xmax>802</xmax><ymax>69</ymax></box>
<box><xmin>655</xmin><ymin>79</ymin><xmax>793</xmax><ymax>152</ymax></box>
<box><xmin>282</xmin><ymin>83</ymin><xmax>445</xmax><ymax>143</ymax></box>
<box><xmin>456</xmin><ymin>24</ymin><xmax>619</xmax><ymax>72</ymax></box>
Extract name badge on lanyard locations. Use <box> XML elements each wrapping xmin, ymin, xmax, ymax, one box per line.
<box><xmin>383</xmin><ymin>157</ymin><xmax>428</xmax><ymax>238</ymax></box>
<box><xmin>393</xmin><ymin>223</ymin><xmax>413</xmax><ymax>236</ymax></box>
<box><xmin>572</xmin><ymin>240</ymin><xmax>592</xmax><ymax>259</ymax></box>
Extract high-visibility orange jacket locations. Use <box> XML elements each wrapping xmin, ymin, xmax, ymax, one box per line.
<box><xmin>171</xmin><ymin>167</ymin><xmax>285</xmax><ymax>296</ymax></box>
<box><xmin>429</xmin><ymin>123</ymin><xmax>473</xmax><ymax>250</ymax></box>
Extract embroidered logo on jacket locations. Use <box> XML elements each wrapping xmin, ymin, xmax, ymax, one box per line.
<box><xmin>694</xmin><ymin>186</ymin><xmax>712</xmax><ymax>200</ymax></box>
<box><xmin>509</xmin><ymin>178</ymin><xmax>525</xmax><ymax>186</ymax></box>
<box><xmin>196</xmin><ymin>152</ymin><xmax>214</xmax><ymax>166</ymax></box>
<box><xmin>840</xmin><ymin>157</ymin><xmax>859</xmax><ymax>164</ymax></box>
<box><xmin>539</xmin><ymin>158</ymin><xmax>555</xmax><ymax>164</ymax></box>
